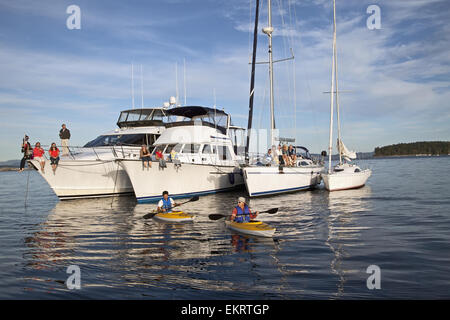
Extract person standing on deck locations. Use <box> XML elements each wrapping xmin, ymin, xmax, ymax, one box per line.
<box><xmin>59</xmin><ymin>124</ymin><xmax>71</xmax><ymax>156</ymax></box>
<box><xmin>230</xmin><ymin>197</ymin><xmax>258</xmax><ymax>223</ymax></box>
<box><xmin>19</xmin><ymin>135</ymin><xmax>32</xmax><ymax>172</ymax></box>
<box><xmin>157</xmin><ymin>191</ymin><xmax>179</xmax><ymax>213</ymax></box>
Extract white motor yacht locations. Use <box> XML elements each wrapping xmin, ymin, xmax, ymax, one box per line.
<box><xmin>28</xmin><ymin>107</ymin><xmax>169</xmax><ymax>199</ymax></box>
<box><xmin>118</xmin><ymin>106</ymin><xmax>246</xmax><ymax>203</ymax></box>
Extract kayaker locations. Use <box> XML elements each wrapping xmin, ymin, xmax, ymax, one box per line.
<box><xmin>230</xmin><ymin>197</ymin><xmax>258</xmax><ymax>223</ymax></box>
<box><xmin>157</xmin><ymin>191</ymin><xmax>179</xmax><ymax>213</ymax></box>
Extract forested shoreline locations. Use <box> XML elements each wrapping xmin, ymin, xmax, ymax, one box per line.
<box><xmin>374</xmin><ymin>141</ymin><xmax>450</xmax><ymax>157</ymax></box>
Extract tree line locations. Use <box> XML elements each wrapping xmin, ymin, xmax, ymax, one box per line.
<box><xmin>374</xmin><ymin>141</ymin><xmax>450</xmax><ymax>157</ymax></box>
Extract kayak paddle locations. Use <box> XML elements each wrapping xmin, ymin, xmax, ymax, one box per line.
<box><xmin>208</xmin><ymin>207</ymin><xmax>278</xmax><ymax>221</ymax></box>
<box><xmin>143</xmin><ymin>196</ymin><xmax>200</xmax><ymax>219</ymax></box>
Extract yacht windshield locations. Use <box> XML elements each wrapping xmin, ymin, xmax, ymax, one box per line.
<box><xmin>84</xmin><ymin>134</ymin><xmax>147</xmax><ymax>147</ymax></box>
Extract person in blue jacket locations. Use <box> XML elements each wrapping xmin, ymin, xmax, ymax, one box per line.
<box><xmin>230</xmin><ymin>197</ymin><xmax>258</xmax><ymax>223</ymax></box>
<box><xmin>157</xmin><ymin>191</ymin><xmax>179</xmax><ymax>213</ymax></box>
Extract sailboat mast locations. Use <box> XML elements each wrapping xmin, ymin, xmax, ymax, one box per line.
<box><xmin>245</xmin><ymin>0</ymin><xmax>260</xmax><ymax>159</ymax></box>
<box><xmin>328</xmin><ymin>0</ymin><xmax>337</xmax><ymax>174</ymax></box>
<box><xmin>266</xmin><ymin>0</ymin><xmax>275</xmax><ymax>146</ymax></box>
<box><xmin>333</xmin><ymin>0</ymin><xmax>342</xmax><ymax>165</ymax></box>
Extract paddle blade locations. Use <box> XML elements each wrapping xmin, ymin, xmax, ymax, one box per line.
<box><xmin>263</xmin><ymin>208</ymin><xmax>278</xmax><ymax>214</ymax></box>
<box><xmin>208</xmin><ymin>214</ymin><xmax>227</xmax><ymax>221</ymax></box>
<box><xmin>190</xmin><ymin>195</ymin><xmax>200</xmax><ymax>202</ymax></box>
<box><xmin>143</xmin><ymin>211</ymin><xmax>158</xmax><ymax>219</ymax></box>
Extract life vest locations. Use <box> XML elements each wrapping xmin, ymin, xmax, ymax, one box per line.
<box><xmin>234</xmin><ymin>205</ymin><xmax>251</xmax><ymax>223</ymax></box>
<box><xmin>161</xmin><ymin>198</ymin><xmax>173</xmax><ymax>212</ymax></box>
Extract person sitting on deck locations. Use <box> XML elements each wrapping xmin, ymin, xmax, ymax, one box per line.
<box><xmin>48</xmin><ymin>142</ymin><xmax>60</xmax><ymax>174</ymax></box>
<box><xmin>282</xmin><ymin>144</ymin><xmax>292</xmax><ymax>166</ymax></box>
<box><xmin>230</xmin><ymin>197</ymin><xmax>258</xmax><ymax>223</ymax></box>
<box><xmin>157</xmin><ymin>191</ymin><xmax>179</xmax><ymax>213</ymax></box>
<box><xmin>140</xmin><ymin>145</ymin><xmax>151</xmax><ymax>169</ymax></box>
<box><xmin>33</xmin><ymin>142</ymin><xmax>46</xmax><ymax>173</ymax></box>
<box><xmin>264</xmin><ymin>148</ymin><xmax>274</xmax><ymax>166</ymax></box>
<box><xmin>288</xmin><ymin>145</ymin><xmax>297</xmax><ymax>165</ymax></box>
<box><xmin>155</xmin><ymin>148</ymin><xmax>166</xmax><ymax>169</ymax></box>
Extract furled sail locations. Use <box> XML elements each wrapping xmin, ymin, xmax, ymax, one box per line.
<box><xmin>337</xmin><ymin>139</ymin><xmax>357</xmax><ymax>161</ymax></box>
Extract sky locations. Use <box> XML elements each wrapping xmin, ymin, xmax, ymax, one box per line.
<box><xmin>0</xmin><ymin>0</ymin><xmax>449</xmax><ymax>161</ymax></box>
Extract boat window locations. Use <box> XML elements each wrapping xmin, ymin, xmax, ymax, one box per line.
<box><xmin>300</xmin><ymin>161</ymin><xmax>309</xmax><ymax>166</ymax></box>
<box><xmin>218</xmin><ymin>145</ymin><xmax>232</xmax><ymax>160</ymax></box>
<box><xmin>118</xmin><ymin>112</ymin><xmax>128</xmax><ymax>123</ymax></box>
<box><xmin>202</xmin><ymin>144</ymin><xmax>212</xmax><ymax>154</ymax></box>
<box><xmin>126</xmin><ymin>111</ymin><xmax>141</xmax><ymax>122</ymax></box>
<box><xmin>182</xmin><ymin>144</ymin><xmax>201</xmax><ymax>154</ymax></box>
<box><xmin>83</xmin><ymin>134</ymin><xmax>147</xmax><ymax>147</ymax></box>
<box><xmin>165</xmin><ymin>144</ymin><xmax>182</xmax><ymax>154</ymax></box>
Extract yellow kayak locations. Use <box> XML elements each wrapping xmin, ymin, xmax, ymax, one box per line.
<box><xmin>154</xmin><ymin>211</ymin><xmax>195</xmax><ymax>223</ymax></box>
<box><xmin>225</xmin><ymin>220</ymin><xmax>276</xmax><ymax>237</ymax></box>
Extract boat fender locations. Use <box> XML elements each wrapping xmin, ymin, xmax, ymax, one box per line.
<box><xmin>228</xmin><ymin>172</ymin><xmax>235</xmax><ymax>185</ymax></box>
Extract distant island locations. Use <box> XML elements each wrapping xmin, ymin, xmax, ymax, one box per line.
<box><xmin>374</xmin><ymin>141</ymin><xmax>450</xmax><ymax>157</ymax></box>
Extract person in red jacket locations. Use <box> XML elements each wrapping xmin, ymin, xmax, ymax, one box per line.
<box><xmin>33</xmin><ymin>142</ymin><xmax>46</xmax><ymax>173</ymax></box>
<box><xmin>48</xmin><ymin>142</ymin><xmax>60</xmax><ymax>173</ymax></box>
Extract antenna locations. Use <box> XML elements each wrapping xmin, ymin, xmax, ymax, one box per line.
<box><xmin>175</xmin><ymin>62</ymin><xmax>179</xmax><ymax>106</ymax></box>
<box><xmin>131</xmin><ymin>62</ymin><xmax>135</xmax><ymax>109</ymax></box>
<box><xmin>140</xmin><ymin>64</ymin><xmax>144</xmax><ymax>109</ymax></box>
<box><xmin>214</xmin><ymin>88</ymin><xmax>217</xmax><ymax>130</ymax></box>
<box><xmin>183</xmin><ymin>58</ymin><xmax>187</xmax><ymax>106</ymax></box>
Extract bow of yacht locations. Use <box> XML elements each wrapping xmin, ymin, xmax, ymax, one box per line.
<box><xmin>28</xmin><ymin>107</ymin><xmax>169</xmax><ymax>199</ymax></box>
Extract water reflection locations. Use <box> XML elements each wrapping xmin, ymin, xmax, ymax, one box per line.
<box><xmin>325</xmin><ymin>186</ymin><xmax>372</xmax><ymax>298</ymax></box>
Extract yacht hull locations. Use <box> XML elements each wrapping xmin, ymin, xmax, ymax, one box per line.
<box><xmin>322</xmin><ymin>168</ymin><xmax>371</xmax><ymax>191</ymax></box>
<box><xmin>119</xmin><ymin>160</ymin><xmax>244</xmax><ymax>203</ymax></box>
<box><xmin>243</xmin><ymin>165</ymin><xmax>323</xmax><ymax>197</ymax></box>
<box><xmin>28</xmin><ymin>159</ymin><xmax>134</xmax><ymax>199</ymax></box>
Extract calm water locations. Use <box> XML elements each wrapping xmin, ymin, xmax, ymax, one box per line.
<box><xmin>0</xmin><ymin>157</ymin><xmax>449</xmax><ymax>299</ymax></box>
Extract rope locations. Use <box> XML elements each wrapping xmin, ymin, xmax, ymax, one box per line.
<box><xmin>24</xmin><ymin>169</ymin><xmax>30</xmax><ymax>207</ymax></box>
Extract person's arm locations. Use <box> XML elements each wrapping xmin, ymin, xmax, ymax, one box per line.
<box><xmin>249</xmin><ymin>208</ymin><xmax>258</xmax><ymax>220</ymax></box>
<box><xmin>230</xmin><ymin>207</ymin><xmax>237</xmax><ymax>221</ymax></box>
<box><xmin>157</xmin><ymin>200</ymin><xmax>164</xmax><ymax>212</ymax></box>
<box><xmin>67</xmin><ymin>129</ymin><xmax>71</xmax><ymax>139</ymax></box>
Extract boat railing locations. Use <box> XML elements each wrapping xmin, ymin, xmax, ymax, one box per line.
<box><xmin>246</xmin><ymin>151</ymin><xmax>323</xmax><ymax>167</ymax></box>
<box><xmin>34</xmin><ymin>144</ymin><xmax>141</xmax><ymax>161</ymax></box>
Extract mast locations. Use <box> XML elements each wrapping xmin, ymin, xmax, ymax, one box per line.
<box><xmin>328</xmin><ymin>0</ymin><xmax>337</xmax><ymax>174</ymax></box>
<box><xmin>245</xmin><ymin>0</ymin><xmax>260</xmax><ymax>159</ymax></box>
<box><xmin>333</xmin><ymin>0</ymin><xmax>342</xmax><ymax>165</ymax></box>
<box><xmin>265</xmin><ymin>0</ymin><xmax>275</xmax><ymax>147</ymax></box>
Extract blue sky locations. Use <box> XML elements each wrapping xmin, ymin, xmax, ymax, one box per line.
<box><xmin>0</xmin><ymin>0</ymin><xmax>449</xmax><ymax>161</ymax></box>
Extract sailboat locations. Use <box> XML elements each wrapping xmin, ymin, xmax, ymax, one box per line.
<box><xmin>242</xmin><ymin>0</ymin><xmax>323</xmax><ymax>197</ymax></box>
<box><xmin>321</xmin><ymin>0</ymin><xmax>372</xmax><ymax>192</ymax></box>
